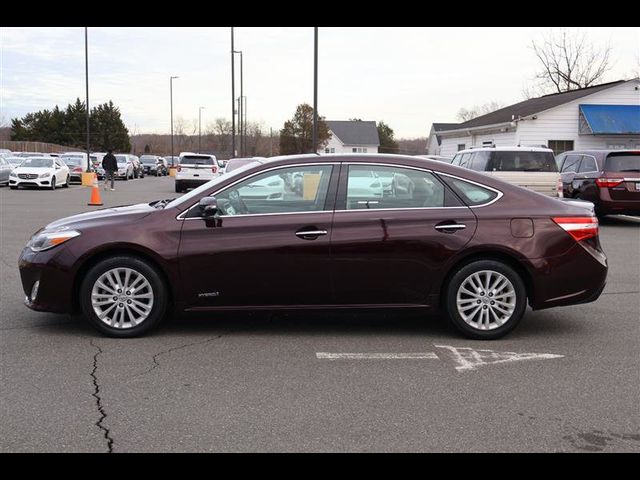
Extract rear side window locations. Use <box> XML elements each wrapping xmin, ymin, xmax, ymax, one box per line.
<box><xmin>561</xmin><ymin>155</ymin><xmax>582</xmax><ymax>173</ymax></box>
<box><xmin>489</xmin><ymin>151</ymin><xmax>558</xmax><ymax>172</ymax></box>
<box><xmin>578</xmin><ymin>156</ymin><xmax>597</xmax><ymax>173</ymax></box>
<box><xmin>605</xmin><ymin>153</ymin><xmax>640</xmax><ymax>173</ymax></box>
<box><xmin>459</xmin><ymin>153</ymin><xmax>472</xmax><ymax>168</ymax></box>
<box><xmin>181</xmin><ymin>156</ymin><xmax>214</xmax><ymax>165</ymax></box>
<box><xmin>441</xmin><ymin>176</ymin><xmax>499</xmax><ymax>206</ymax></box>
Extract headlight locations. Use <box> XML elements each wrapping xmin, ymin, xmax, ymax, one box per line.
<box><xmin>39</xmin><ymin>172</ymin><xmax>51</xmax><ymax>178</ymax></box>
<box><xmin>27</xmin><ymin>228</ymin><xmax>81</xmax><ymax>252</ymax></box>
<box><xmin>10</xmin><ymin>172</ymin><xmax>17</xmax><ymax>177</ymax></box>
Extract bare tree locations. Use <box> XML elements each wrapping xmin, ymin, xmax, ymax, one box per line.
<box><xmin>530</xmin><ymin>29</ymin><xmax>612</xmax><ymax>95</ymax></box>
<box><xmin>457</xmin><ymin>101</ymin><xmax>505</xmax><ymax>122</ymax></box>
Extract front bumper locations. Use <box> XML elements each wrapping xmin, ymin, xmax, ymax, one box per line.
<box><xmin>19</xmin><ymin>246</ymin><xmax>76</xmax><ymax>314</ymax></box>
<box><xmin>9</xmin><ymin>178</ymin><xmax>53</xmax><ymax>188</ymax></box>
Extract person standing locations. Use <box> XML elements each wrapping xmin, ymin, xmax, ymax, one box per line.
<box><xmin>102</xmin><ymin>150</ymin><xmax>117</xmax><ymax>191</ymax></box>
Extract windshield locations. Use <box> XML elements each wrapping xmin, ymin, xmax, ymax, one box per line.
<box><xmin>489</xmin><ymin>151</ymin><xmax>558</xmax><ymax>172</ymax></box>
<box><xmin>140</xmin><ymin>156</ymin><xmax>157</xmax><ymax>164</ymax></box>
<box><xmin>62</xmin><ymin>156</ymin><xmax>83</xmax><ymax>166</ymax></box>
<box><xmin>16</xmin><ymin>152</ymin><xmax>45</xmax><ymax>158</ymax></box>
<box><xmin>605</xmin><ymin>153</ymin><xmax>640</xmax><ymax>172</ymax></box>
<box><xmin>21</xmin><ymin>158</ymin><xmax>53</xmax><ymax>168</ymax></box>
<box><xmin>115</xmin><ymin>155</ymin><xmax>129</xmax><ymax>165</ymax></box>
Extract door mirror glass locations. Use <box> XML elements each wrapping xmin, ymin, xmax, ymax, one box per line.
<box><xmin>199</xmin><ymin>196</ymin><xmax>219</xmax><ymax>217</ymax></box>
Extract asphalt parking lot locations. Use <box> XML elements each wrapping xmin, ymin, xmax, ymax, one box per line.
<box><xmin>1</xmin><ymin>176</ymin><xmax>639</xmax><ymax>452</ymax></box>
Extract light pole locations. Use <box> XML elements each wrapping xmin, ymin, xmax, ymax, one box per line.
<box><xmin>170</xmin><ymin>76</ymin><xmax>179</xmax><ymax>162</ymax></box>
<box><xmin>233</xmin><ymin>50</ymin><xmax>243</xmax><ymax>156</ymax></box>
<box><xmin>242</xmin><ymin>96</ymin><xmax>247</xmax><ymax>155</ymax></box>
<box><xmin>231</xmin><ymin>27</ymin><xmax>236</xmax><ymax>158</ymax></box>
<box><xmin>313</xmin><ymin>27</ymin><xmax>318</xmax><ymax>154</ymax></box>
<box><xmin>84</xmin><ymin>27</ymin><xmax>90</xmax><ymax>172</ymax></box>
<box><xmin>198</xmin><ymin>106</ymin><xmax>205</xmax><ymax>153</ymax></box>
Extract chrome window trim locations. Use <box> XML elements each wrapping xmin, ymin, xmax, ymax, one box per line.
<box><xmin>175</xmin><ymin>162</ymin><xmax>339</xmax><ymax>220</ymax></box>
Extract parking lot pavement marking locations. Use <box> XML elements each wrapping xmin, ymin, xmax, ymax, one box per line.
<box><xmin>316</xmin><ymin>352</ymin><xmax>439</xmax><ymax>360</ymax></box>
<box><xmin>316</xmin><ymin>346</ymin><xmax>565</xmax><ymax>372</ymax></box>
<box><xmin>434</xmin><ymin>345</ymin><xmax>565</xmax><ymax>372</ymax></box>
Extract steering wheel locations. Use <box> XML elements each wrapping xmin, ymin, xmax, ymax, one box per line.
<box><xmin>228</xmin><ymin>190</ymin><xmax>250</xmax><ymax>215</ymax></box>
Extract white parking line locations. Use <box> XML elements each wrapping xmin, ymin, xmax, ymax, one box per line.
<box><xmin>316</xmin><ymin>352</ymin><xmax>438</xmax><ymax>360</ymax></box>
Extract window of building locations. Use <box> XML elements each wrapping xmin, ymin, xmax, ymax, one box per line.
<box><xmin>325</xmin><ymin>148</ymin><xmax>330</xmax><ymax>154</ymax></box>
<box><xmin>352</xmin><ymin>148</ymin><xmax>358</xmax><ymax>153</ymax></box>
<box><xmin>548</xmin><ymin>140</ymin><xmax>574</xmax><ymax>156</ymax></box>
<box><xmin>457</xmin><ymin>144</ymin><xmax>466</xmax><ymax>152</ymax></box>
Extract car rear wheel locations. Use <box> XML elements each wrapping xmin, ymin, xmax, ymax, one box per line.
<box><xmin>50</xmin><ymin>177</ymin><xmax>56</xmax><ymax>190</ymax></box>
<box><xmin>80</xmin><ymin>256</ymin><xmax>168</xmax><ymax>337</ymax></box>
<box><xmin>62</xmin><ymin>175</ymin><xmax>69</xmax><ymax>188</ymax></box>
<box><xmin>445</xmin><ymin>260</ymin><xmax>526</xmax><ymax>340</ymax></box>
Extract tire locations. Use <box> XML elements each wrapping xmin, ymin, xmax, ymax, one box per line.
<box><xmin>175</xmin><ymin>182</ymin><xmax>183</xmax><ymax>193</ymax></box>
<box><xmin>10</xmin><ymin>186</ymin><xmax>17</xmax><ymax>190</ymax></box>
<box><xmin>445</xmin><ymin>259</ymin><xmax>527</xmax><ymax>340</ymax></box>
<box><xmin>80</xmin><ymin>255</ymin><xmax>168</xmax><ymax>338</ymax></box>
<box><xmin>124</xmin><ymin>171</ymin><xmax>129</xmax><ymax>181</ymax></box>
<box><xmin>63</xmin><ymin>175</ymin><xmax>69</xmax><ymax>188</ymax></box>
<box><xmin>50</xmin><ymin>177</ymin><xmax>56</xmax><ymax>190</ymax></box>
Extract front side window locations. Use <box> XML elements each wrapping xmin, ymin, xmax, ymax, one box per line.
<box><xmin>561</xmin><ymin>155</ymin><xmax>582</xmax><ymax>173</ymax></box>
<box><xmin>213</xmin><ymin>165</ymin><xmax>333</xmax><ymax>217</ymax></box>
<box><xmin>578</xmin><ymin>156</ymin><xmax>597</xmax><ymax>173</ymax></box>
<box><xmin>346</xmin><ymin>165</ymin><xmax>449</xmax><ymax>210</ymax></box>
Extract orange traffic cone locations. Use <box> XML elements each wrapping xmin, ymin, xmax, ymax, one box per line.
<box><xmin>88</xmin><ymin>173</ymin><xmax>104</xmax><ymax>206</ymax></box>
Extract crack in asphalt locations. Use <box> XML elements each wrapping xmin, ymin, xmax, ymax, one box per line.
<box><xmin>90</xmin><ymin>339</ymin><xmax>114</xmax><ymax>453</ymax></box>
<box><xmin>134</xmin><ymin>335</ymin><xmax>223</xmax><ymax>378</ymax></box>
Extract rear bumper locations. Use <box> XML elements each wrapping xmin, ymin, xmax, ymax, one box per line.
<box><xmin>597</xmin><ymin>189</ymin><xmax>640</xmax><ymax>215</ymax></box>
<box><xmin>175</xmin><ymin>178</ymin><xmax>210</xmax><ymax>189</ymax></box>
<box><xmin>528</xmin><ymin>242</ymin><xmax>607</xmax><ymax>310</ymax></box>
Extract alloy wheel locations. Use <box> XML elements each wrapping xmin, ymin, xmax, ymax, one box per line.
<box><xmin>455</xmin><ymin>270</ymin><xmax>516</xmax><ymax>331</ymax></box>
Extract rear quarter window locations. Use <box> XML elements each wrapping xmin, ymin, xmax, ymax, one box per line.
<box><xmin>441</xmin><ymin>176</ymin><xmax>500</xmax><ymax>206</ymax></box>
<box><xmin>489</xmin><ymin>151</ymin><xmax>558</xmax><ymax>172</ymax></box>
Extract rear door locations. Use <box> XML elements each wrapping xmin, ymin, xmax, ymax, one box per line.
<box><xmin>560</xmin><ymin>154</ymin><xmax>582</xmax><ymax>197</ymax></box>
<box><xmin>330</xmin><ymin>162</ymin><xmax>477</xmax><ymax>307</ymax></box>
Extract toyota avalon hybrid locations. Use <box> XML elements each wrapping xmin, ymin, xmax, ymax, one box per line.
<box><xmin>18</xmin><ymin>154</ymin><xmax>607</xmax><ymax>339</ymax></box>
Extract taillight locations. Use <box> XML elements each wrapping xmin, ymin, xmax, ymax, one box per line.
<box><xmin>212</xmin><ymin>166</ymin><xmax>217</xmax><ymax>174</ymax></box>
<box><xmin>552</xmin><ymin>217</ymin><xmax>599</xmax><ymax>242</ymax></box>
<box><xmin>176</xmin><ymin>166</ymin><xmax>181</xmax><ymax>172</ymax></box>
<box><xmin>595</xmin><ymin>178</ymin><xmax>623</xmax><ymax>188</ymax></box>
<box><xmin>73</xmin><ymin>167</ymin><xmax>83</xmax><ymax>173</ymax></box>
<box><xmin>556</xmin><ymin>178</ymin><xmax>563</xmax><ymax>198</ymax></box>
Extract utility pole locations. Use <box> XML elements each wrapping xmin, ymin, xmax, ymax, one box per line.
<box><xmin>198</xmin><ymin>107</ymin><xmax>205</xmax><ymax>153</ymax></box>
<box><xmin>231</xmin><ymin>27</ymin><xmax>236</xmax><ymax>157</ymax></box>
<box><xmin>270</xmin><ymin>127</ymin><xmax>273</xmax><ymax>157</ymax></box>
<box><xmin>170</xmin><ymin>76</ymin><xmax>179</xmax><ymax>161</ymax></box>
<box><xmin>84</xmin><ymin>27</ymin><xmax>90</xmax><ymax>172</ymax></box>
<box><xmin>312</xmin><ymin>27</ymin><xmax>318</xmax><ymax>154</ymax></box>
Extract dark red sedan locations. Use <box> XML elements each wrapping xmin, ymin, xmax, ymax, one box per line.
<box><xmin>19</xmin><ymin>154</ymin><xmax>608</xmax><ymax>339</ymax></box>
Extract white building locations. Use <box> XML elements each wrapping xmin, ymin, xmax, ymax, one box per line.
<box><xmin>426</xmin><ymin>123</ymin><xmax>459</xmax><ymax>155</ymax></box>
<box><xmin>320</xmin><ymin>120</ymin><xmax>380</xmax><ymax>154</ymax></box>
<box><xmin>430</xmin><ymin>79</ymin><xmax>640</xmax><ymax>157</ymax></box>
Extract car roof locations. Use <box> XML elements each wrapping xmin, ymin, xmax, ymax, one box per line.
<box><xmin>455</xmin><ymin>146</ymin><xmax>553</xmax><ymax>154</ymax></box>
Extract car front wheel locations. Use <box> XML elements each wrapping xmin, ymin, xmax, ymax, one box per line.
<box><xmin>80</xmin><ymin>256</ymin><xmax>168</xmax><ymax>337</ymax></box>
<box><xmin>50</xmin><ymin>177</ymin><xmax>56</xmax><ymax>190</ymax></box>
<box><xmin>445</xmin><ymin>260</ymin><xmax>526</xmax><ymax>340</ymax></box>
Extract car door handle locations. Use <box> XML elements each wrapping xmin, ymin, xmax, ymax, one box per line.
<box><xmin>295</xmin><ymin>229</ymin><xmax>328</xmax><ymax>240</ymax></box>
<box><xmin>435</xmin><ymin>222</ymin><xmax>466</xmax><ymax>233</ymax></box>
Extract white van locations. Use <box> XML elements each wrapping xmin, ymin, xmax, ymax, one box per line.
<box><xmin>451</xmin><ymin>146</ymin><xmax>562</xmax><ymax>197</ymax></box>
<box><xmin>175</xmin><ymin>153</ymin><xmax>224</xmax><ymax>193</ymax></box>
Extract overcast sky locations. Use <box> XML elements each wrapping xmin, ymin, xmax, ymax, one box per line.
<box><xmin>1</xmin><ymin>27</ymin><xmax>638</xmax><ymax>138</ymax></box>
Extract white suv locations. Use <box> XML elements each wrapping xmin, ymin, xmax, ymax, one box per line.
<box><xmin>175</xmin><ymin>153</ymin><xmax>223</xmax><ymax>193</ymax></box>
<box><xmin>451</xmin><ymin>146</ymin><xmax>562</xmax><ymax>197</ymax></box>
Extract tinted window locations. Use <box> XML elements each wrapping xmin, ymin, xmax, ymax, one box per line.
<box><xmin>181</xmin><ymin>156</ymin><xmax>214</xmax><ymax>165</ymax></box>
<box><xmin>470</xmin><ymin>151</ymin><xmax>489</xmax><ymax>171</ymax></box>
<box><xmin>346</xmin><ymin>165</ymin><xmax>448</xmax><ymax>210</ymax></box>
<box><xmin>215</xmin><ymin>165</ymin><xmax>333</xmax><ymax>216</ymax></box>
<box><xmin>489</xmin><ymin>151</ymin><xmax>558</xmax><ymax>172</ymax></box>
<box><xmin>561</xmin><ymin>155</ymin><xmax>582</xmax><ymax>173</ymax></box>
<box><xmin>578</xmin><ymin>156</ymin><xmax>597</xmax><ymax>173</ymax></box>
<box><xmin>442</xmin><ymin>177</ymin><xmax>499</xmax><ymax>206</ymax></box>
<box><xmin>605</xmin><ymin>153</ymin><xmax>640</xmax><ymax>172</ymax></box>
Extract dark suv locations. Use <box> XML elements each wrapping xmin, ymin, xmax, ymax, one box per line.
<box><xmin>556</xmin><ymin>150</ymin><xmax>640</xmax><ymax>216</ymax></box>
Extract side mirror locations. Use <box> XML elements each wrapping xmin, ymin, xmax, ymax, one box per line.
<box><xmin>198</xmin><ymin>196</ymin><xmax>219</xmax><ymax>217</ymax></box>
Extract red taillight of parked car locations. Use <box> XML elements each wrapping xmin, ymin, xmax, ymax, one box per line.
<box><xmin>595</xmin><ymin>178</ymin><xmax>624</xmax><ymax>188</ymax></box>
<box><xmin>211</xmin><ymin>166</ymin><xmax>217</xmax><ymax>174</ymax></box>
<box><xmin>552</xmin><ymin>217</ymin><xmax>599</xmax><ymax>242</ymax></box>
<box><xmin>73</xmin><ymin>167</ymin><xmax>83</xmax><ymax>173</ymax></box>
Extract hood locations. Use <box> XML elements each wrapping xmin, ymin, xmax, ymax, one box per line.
<box><xmin>14</xmin><ymin>167</ymin><xmax>55</xmax><ymax>175</ymax></box>
<box><xmin>45</xmin><ymin>203</ymin><xmax>157</xmax><ymax>231</ymax></box>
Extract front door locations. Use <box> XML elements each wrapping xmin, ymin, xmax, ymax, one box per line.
<box><xmin>178</xmin><ymin>164</ymin><xmax>338</xmax><ymax>309</ymax></box>
<box><xmin>330</xmin><ymin>163</ymin><xmax>478</xmax><ymax>306</ymax></box>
